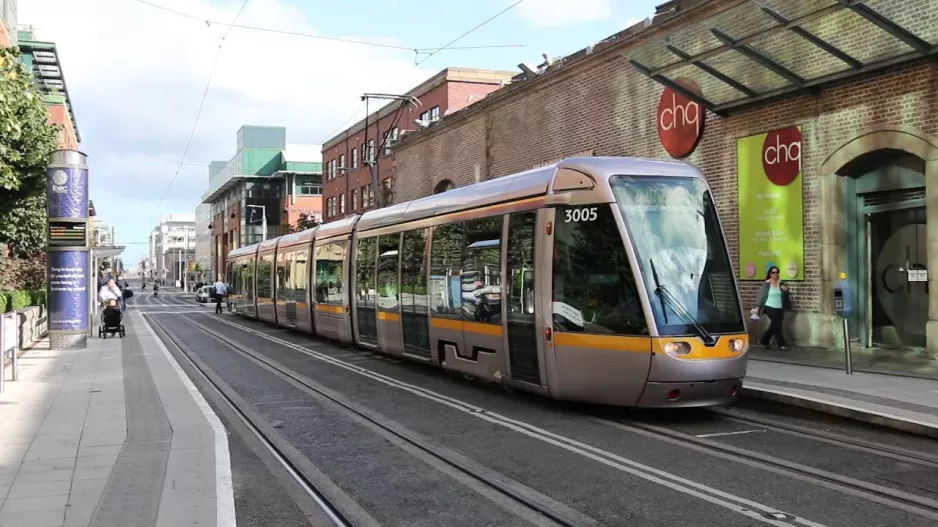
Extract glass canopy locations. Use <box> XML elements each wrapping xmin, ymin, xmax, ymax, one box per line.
<box><xmin>626</xmin><ymin>0</ymin><xmax>938</xmax><ymax>113</ymax></box>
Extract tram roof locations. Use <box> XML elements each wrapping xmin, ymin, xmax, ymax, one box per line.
<box><xmin>228</xmin><ymin>243</ymin><xmax>259</xmax><ymax>259</ymax></box>
<box><xmin>277</xmin><ymin>228</ymin><xmax>316</xmax><ymax>249</ymax></box>
<box><xmin>356</xmin><ymin>156</ymin><xmax>700</xmax><ymax>232</ymax></box>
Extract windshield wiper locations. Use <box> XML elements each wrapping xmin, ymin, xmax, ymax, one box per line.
<box><xmin>649</xmin><ymin>258</ymin><xmax>716</xmax><ymax>346</ymax></box>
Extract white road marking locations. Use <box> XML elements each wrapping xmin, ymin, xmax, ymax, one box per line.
<box><xmin>203</xmin><ymin>314</ymin><xmax>826</xmax><ymax>527</ymax></box>
<box><xmin>696</xmin><ymin>429</ymin><xmax>765</xmax><ymax>438</ymax></box>
<box><xmin>138</xmin><ymin>312</ymin><xmax>237</xmax><ymax>527</ymax></box>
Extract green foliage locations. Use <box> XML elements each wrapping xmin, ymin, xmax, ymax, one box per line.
<box><xmin>283</xmin><ymin>212</ymin><xmax>321</xmax><ymax>234</ymax></box>
<box><xmin>0</xmin><ymin>289</ymin><xmax>45</xmax><ymax>313</ymax></box>
<box><xmin>0</xmin><ymin>191</ymin><xmax>48</xmax><ymax>258</ymax></box>
<box><xmin>0</xmin><ymin>47</ymin><xmax>59</xmax><ymax>193</ymax></box>
<box><xmin>0</xmin><ymin>46</ymin><xmax>60</xmax><ymax>258</ymax></box>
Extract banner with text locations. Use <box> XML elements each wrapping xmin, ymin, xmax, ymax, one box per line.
<box><xmin>49</xmin><ymin>250</ymin><xmax>89</xmax><ymax>332</ymax></box>
<box><xmin>737</xmin><ymin>126</ymin><xmax>805</xmax><ymax>281</ymax></box>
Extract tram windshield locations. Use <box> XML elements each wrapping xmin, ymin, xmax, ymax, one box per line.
<box><xmin>611</xmin><ymin>175</ymin><xmax>745</xmax><ymax>336</ymax></box>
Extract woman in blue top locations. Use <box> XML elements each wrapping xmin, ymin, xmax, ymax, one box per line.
<box><xmin>756</xmin><ymin>266</ymin><xmax>791</xmax><ymax>349</ymax></box>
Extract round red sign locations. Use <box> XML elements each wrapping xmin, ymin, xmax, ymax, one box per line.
<box><xmin>762</xmin><ymin>127</ymin><xmax>802</xmax><ymax>186</ymax></box>
<box><xmin>656</xmin><ymin>79</ymin><xmax>705</xmax><ymax>159</ymax></box>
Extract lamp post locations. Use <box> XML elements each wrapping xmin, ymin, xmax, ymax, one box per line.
<box><xmin>246</xmin><ymin>204</ymin><xmax>267</xmax><ymax>242</ymax></box>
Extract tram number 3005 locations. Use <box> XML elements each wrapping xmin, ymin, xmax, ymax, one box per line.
<box><xmin>563</xmin><ymin>207</ymin><xmax>599</xmax><ymax>223</ymax></box>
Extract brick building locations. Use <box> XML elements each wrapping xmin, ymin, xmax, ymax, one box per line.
<box><xmin>202</xmin><ymin>126</ymin><xmax>323</xmax><ymax>277</ymax></box>
<box><xmin>389</xmin><ymin>0</ymin><xmax>938</xmax><ymax>357</ymax></box>
<box><xmin>321</xmin><ymin>67</ymin><xmax>515</xmax><ymax>222</ymax></box>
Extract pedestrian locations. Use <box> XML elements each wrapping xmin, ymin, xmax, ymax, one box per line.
<box><xmin>212</xmin><ymin>277</ymin><xmax>228</xmax><ymax>314</ymax></box>
<box><xmin>756</xmin><ymin>265</ymin><xmax>791</xmax><ymax>349</ymax></box>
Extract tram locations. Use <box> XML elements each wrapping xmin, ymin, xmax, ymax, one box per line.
<box><xmin>226</xmin><ymin>157</ymin><xmax>750</xmax><ymax>408</ymax></box>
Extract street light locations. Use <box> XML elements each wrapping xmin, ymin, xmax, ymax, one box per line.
<box><xmin>246</xmin><ymin>204</ymin><xmax>267</xmax><ymax>242</ymax></box>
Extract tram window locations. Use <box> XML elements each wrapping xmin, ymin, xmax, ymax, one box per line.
<box><xmin>257</xmin><ymin>255</ymin><xmax>274</xmax><ymax>299</ymax></box>
<box><xmin>243</xmin><ymin>261</ymin><xmax>255</xmax><ymax>301</ymax></box>
<box><xmin>552</xmin><ymin>205</ymin><xmax>647</xmax><ymax>335</ymax></box>
<box><xmin>377</xmin><ymin>234</ymin><xmax>401</xmax><ymax>310</ymax></box>
<box><xmin>277</xmin><ymin>252</ymin><xmax>289</xmax><ymax>301</ymax></box>
<box><xmin>226</xmin><ymin>263</ymin><xmax>237</xmax><ymax>295</ymax></box>
<box><xmin>507</xmin><ymin>213</ymin><xmax>536</xmax><ymax>316</ymax></box>
<box><xmin>430</xmin><ymin>222</ymin><xmax>465</xmax><ymax>317</ymax></box>
<box><xmin>314</xmin><ymin>242</ymin><xmax>346</xmax><ymax>305</ymax></box>
<box><xmin>356</xmin><ymin>237</ymin><xmax>377</xmax><ymax>308</ymax></box>
<box><xmin>295</xmin><ymin>249</ymin><xmax>309</xmax><ymax>302</ymax></box>
<box><xmin>400</xmin><ymin>229</ymin><xmax>429</xmax><ymax>309</ymax></box>
<box><xmin>461</xmin><ymin>217</ymin><xmax>503</xmax><ymax>324</ymax></box>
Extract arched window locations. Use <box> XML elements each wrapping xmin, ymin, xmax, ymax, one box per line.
<box><xmin>434</xmin><ymin>179</ymin><xmax>455</xmax><ymax>194</ymax></box>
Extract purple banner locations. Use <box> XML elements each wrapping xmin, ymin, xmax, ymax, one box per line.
<box><xmin>48</xmin><ymin>166</ymin><xmax>89</xmax><ymax>219</ymax></box>
<box><xmin>48</xmin><ymin>250</ymin><xmax>89</xmax><ymax>332</ymax></box>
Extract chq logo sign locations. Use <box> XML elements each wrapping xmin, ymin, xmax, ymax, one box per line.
<box><xmin>762</xmin><ymin>126</ymin><xmax>802</xmax><ymax>186</ymax></box>
<box><xmin>656</xmin><ymin>78</ymin><xmax>705</xmax><ymax>159</ymax></box>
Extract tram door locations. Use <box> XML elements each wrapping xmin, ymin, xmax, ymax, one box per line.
<box><xmin>355</xmin><ymin>237</ymin><xmax>379</xmax><ymax>347</ymax></box>
<box><xmin>376</xmin><ymin>234</ymin><xmax>404</xmax><ymax>354</ymax></box>
<box><xmin>400</xmin><ymin>228</ymin><xmax>431</xmax><ymax>358</ymax></box>
<box><xmin>504</xmin><ymin>211</ymin><xmax>541</xmax><ymax>385</ymax></box>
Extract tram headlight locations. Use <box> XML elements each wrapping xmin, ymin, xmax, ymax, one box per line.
<box><xmin>663</xmin><ymin>341</ymin><xmax>692</xmax><ymax>357</ymax></box>
<box><xmin>728</xmin><ymin>338</ymin><xmax>748</xmax><ymax>354</ymax></box>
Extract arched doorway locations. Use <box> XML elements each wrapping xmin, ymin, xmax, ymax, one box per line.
<box><xmin>842</xmin><ymin>149</ymin><xmax>927</xmax><ymax>349</ymax></box>
<box><xmin>434</xmin><ymin>179</ymin><xmax>455</xmax><ymax>194</ymax></box>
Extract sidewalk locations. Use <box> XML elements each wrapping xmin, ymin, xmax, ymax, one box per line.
<box><xmin>0</xmin><ymin>311</ymin><xmax>234</xmax><ymax>527</ymax></box>
<box><xmin>744</xmin><ymin>359</ymin><xmax>938</xmax><ymax>438</ymax></box>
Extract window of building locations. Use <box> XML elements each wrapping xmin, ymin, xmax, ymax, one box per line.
<box><xmin>339</xmin><ymin>154</ymin><xmax>346</xmax><ymax>172</ymax></box>
<box><xmin>382</xmin><ymin>177</ymin><xmax>393</xmax><ymax>205</ymax></box>
<box><xmin>384</xmin><ymin>127</ymin><xmax>399</xmax><ymax>156</ymax></box>
<box><xmin>340</xmin><ymin>193</ymin><xmax>346</xmax><ymax>215</ymax></box>
<box><xmin>430</xmin><ymin>106</ymin><xmax>440</xmax><ymax>121</ymax></box>
<box><xmin>352</xmin><ymin>189</ymin><xmax>358</xmax><ymax>211</ymax></box>
<box><xmin>351</xmin><ymin>148</ymin><xmax>359</xmax><ymax>170</ymax></box>
<box><xmin>299</xmin><ymin>183</ymin><xmax>321</xmax><ymax>196</ymax></box>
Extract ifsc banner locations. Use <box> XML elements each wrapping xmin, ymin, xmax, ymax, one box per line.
<box><xmin>48</xmin><ymin>250</ymin><xmax>89</xmax><ymax>332</ymax></box>
<box><xmin>47</xmin><ymin>166</ymin><xmax>89</xmax><ymax>219</ymax></box>
<box><xmin>737</xmin><ymin>126</ymin><xmax>805</xmax><ymax>281</ymax></box>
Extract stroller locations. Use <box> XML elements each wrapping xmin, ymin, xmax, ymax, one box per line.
<box><xmin>99</xmin><ymin>300</ymin><xmax>125</xmax><ymax>338</ymax></box>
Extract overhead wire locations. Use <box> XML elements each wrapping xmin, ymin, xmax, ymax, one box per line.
<box><xmin>155</xmin><ymin>0</ymin><xmax>250</xmax><ymax>211</ymax></box>
<box><xmin>133</xmin><ymin>0</ymin><xmax>524</xmax><ymax>53</ymax></box>
<box><xmin>318</xmin><ymin>0</ymin><xmax>526</xmax><ymax>144</ymax></box>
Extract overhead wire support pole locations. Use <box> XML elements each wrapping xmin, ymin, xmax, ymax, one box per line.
<box><xmin>360</xmin><ymin>93</ymin><xmax>422</xmax><ymax>210</ymax></box>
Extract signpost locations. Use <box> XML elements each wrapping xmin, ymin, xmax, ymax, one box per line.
<box><xmin>47</xmin><ymin>150</ymin><xmax>91</xmax><ymax>350</ymax></box>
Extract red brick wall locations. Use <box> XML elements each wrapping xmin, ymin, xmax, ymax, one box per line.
<box><xmin>322</xmin><ymin>79</ymin><xmax>507</xmax><ymax>221</ymax></box>
<box><xmin>47</xmin><ymin>104</ymin><xmax>79</xmax><ymax>149</ymax></box>
<box><xmin>392</xmin><ymin>51</ymin><xmax>938</xmax><ymax>315</ymax></box>
<box><xmin>282</xmin><ymin>196</ymin><xmax>323</xmax><ymax>226</ymax></box>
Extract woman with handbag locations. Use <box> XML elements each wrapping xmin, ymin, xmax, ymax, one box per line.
<box><xmin>755</xmin><ymin>266</ymin><xmax>791</xmax><ymax>349</ymax></box>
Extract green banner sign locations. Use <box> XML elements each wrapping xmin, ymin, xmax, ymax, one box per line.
<box><xmin>737</xmin><ymin>126</ymin><xmax>805</xmax><ymax>281</ymax></box>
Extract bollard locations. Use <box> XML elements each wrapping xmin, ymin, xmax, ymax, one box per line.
<box><xmin>842</xmin><ymin>316</ymin><xmax>852</xmax><ymax>375</ymax></box>
<box><xmin>9</xmin><ymin>312</ymin><xmax>17</xmax><ymax>381</ymax></box>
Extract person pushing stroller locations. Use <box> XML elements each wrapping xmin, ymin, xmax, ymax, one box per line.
<box><xmin>98</xmin><ymin>279</ymin><xmax>124</xmax><ymax>337</ymax></box>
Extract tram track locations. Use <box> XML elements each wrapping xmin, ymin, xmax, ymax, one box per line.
<box><xmin>708</xmin><ymin>408</ymin><xmax>938</xmax><ymax>468</ymax></box>
<box><xmin>190</xmin><ymin>312</ymin><xmax>864</xmax><ymax>527</ymax></box>
<box><xmin>145</xmin><ymin>315</ymin><xmax>356</xmax><ymax>527</ymax></box>
<box><xmin>150</xmin><ymin>313</ymin><xmax>589</xmax><ymax>527</ymax></box>
<box><xmin>594</xmin><ymin>416</ymin><xmax>938</xmax><ymax>522</ymax></box>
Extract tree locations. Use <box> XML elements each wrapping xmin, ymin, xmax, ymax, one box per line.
<box><xmin>283</xmin><ymin>212</ymin><xmax>320</xmax><ymax>234</ymax></box>
<box><xmin>0</xmin><ymin>46</ymin><xmax>61</xmax><ymax>258</ymax></box>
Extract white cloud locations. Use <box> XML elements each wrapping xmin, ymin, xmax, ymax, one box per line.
<box><xmin>515</xmin><ymin>0</ymin><xmax>614</xmax><ymax>27</ymax></box>
<box><xmin>19</xmin><ymin>0</ymin><xmax>434</xmax><ymax>263</ymax></box>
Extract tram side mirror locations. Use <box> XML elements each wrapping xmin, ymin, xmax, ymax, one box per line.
<box><xmin>833</xmin><ymin>272</ymin><xmax>854</xmax><ymax>319</ymax></box>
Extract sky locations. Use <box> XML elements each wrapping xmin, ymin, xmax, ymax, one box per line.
<box><xmin>19</xmin><ymin>0</ymin><xmax>661</xmax><ymax>264</ymax></box>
